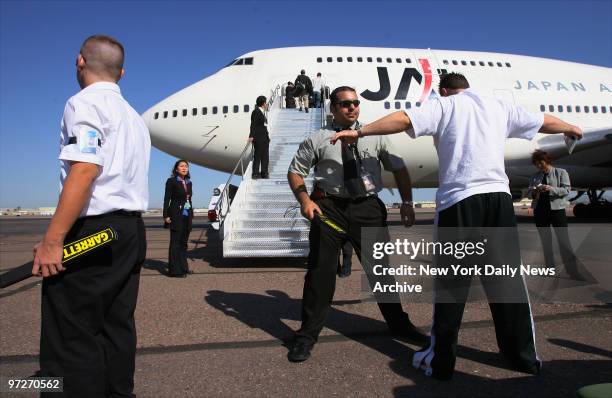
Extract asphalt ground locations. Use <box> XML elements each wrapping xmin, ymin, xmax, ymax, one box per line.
<box><xmin>0</xmin><ymin>211</ymin><xmax>610</xmax><ymax>398</ymax></box>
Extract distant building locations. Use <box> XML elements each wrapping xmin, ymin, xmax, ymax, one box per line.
<box><xmin>38</xmin><ymin>207</ymin><xmax>57</xmax><ymax>216</ymax></box>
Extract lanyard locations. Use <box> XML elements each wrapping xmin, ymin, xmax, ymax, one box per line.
<box><xmin>179</xmin><ymin>179</ymin><xmax>190</xmax><ymax>201</ymax></box>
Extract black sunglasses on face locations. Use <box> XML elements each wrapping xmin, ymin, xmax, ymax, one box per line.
<box><xmin>338</xmin><ymin>99</ymin><xmax>360</xmax><ymax>108</ymax></box>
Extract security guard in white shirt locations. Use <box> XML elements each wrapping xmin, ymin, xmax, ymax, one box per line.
<box><xmin>33</xmin><ymin>35</ymin><xmax>150</xmax><ymax>397</ymax></box>
<box><xmin>331</xmin><ymin>73</ymin><xmax>583</xmax><ymax>381</ymax></box>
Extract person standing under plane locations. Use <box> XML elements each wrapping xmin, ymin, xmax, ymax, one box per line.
<box><xmin>330</xmin><ymin>73</ymin><xmax>583</xmax><ymax>380</ymax></box>
<box><xmin>33</xmin><ymin>35</ymin><xmax>150</xmax><ymax>396</ymax></box>
<box><xmin>286</xmin><ymin>85</ymin><xmax>427</xmax><ymax>363</ymax></box>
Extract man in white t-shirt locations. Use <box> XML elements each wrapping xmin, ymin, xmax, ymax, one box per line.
<box><xmin>33</xmin><ymin>35</ymin><xmax>150</xmax><ymax>396</ymax></box>
<box><xmin>330</xmin><ymin>73</ymin><xmax>582</xmax><ymax>380</ymax></box>
<box><xmin>312</xmin><ymin>72</ymin><xmax>324</xmax><ymax>108</ymax></box>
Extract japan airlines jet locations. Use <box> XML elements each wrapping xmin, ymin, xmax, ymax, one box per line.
<box><xmin>142</xmin><ymin>46</ymin><xmax>612</xmax><ymax>217</ymax></box>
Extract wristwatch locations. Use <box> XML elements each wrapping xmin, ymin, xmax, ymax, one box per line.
<box><xmin>402</xmin><ymin>201</ymin><xmax>414</xmax><ymax>207</ymax></box>
<box><xmin>356</xmin><ymin>129</ymin><xmax>363</xmax><ymax>138</ymax></box>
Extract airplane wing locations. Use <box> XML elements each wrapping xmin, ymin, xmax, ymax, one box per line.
<box><xmin>536</xmin><ymin>127</ymin><xmax>612</xmax><ymax>164</ymax></box>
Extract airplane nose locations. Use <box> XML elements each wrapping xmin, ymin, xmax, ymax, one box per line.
<box><xmin>141</xmin><ymin>108</ymin><xmax>154</xmax><ymax>135</ymax></box>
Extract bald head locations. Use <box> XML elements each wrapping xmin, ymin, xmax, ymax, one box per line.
<box><xmin>79</xmin><ymin>35</ymin><xmax>124</xmax><ymax>82</ymax></box>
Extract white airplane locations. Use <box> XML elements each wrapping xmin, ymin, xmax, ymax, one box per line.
<box><xmin>142</xmin><ymin>46</ymin><xmax>612</xmax><ymax>217</ymax></box>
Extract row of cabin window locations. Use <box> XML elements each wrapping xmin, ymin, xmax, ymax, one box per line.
<box><xmin>539</xmin><ymin>104</ymin><xmax>610</xmax><ymax>114</ymax></box>
<box><xmin>317</xmin><ymin>56</ymin><xmax>413</xmax><ymax>64</ymax></box>
<box><xmin>442</xmin><ymin>60</ymin><xmax>511</xmax><ymax>68</ymax></box>
<box><xmin>153</xmin><ymin>105</ymin><xmax>251</xmax><ymax>119</ymax></box>
<box><xmin>384</xmin><ymin>101</ymin><xmax>422</xmax><ymax>110</ymax></box>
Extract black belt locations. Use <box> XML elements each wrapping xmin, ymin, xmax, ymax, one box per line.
<box><xmin>312</xmin><ymin>187</ymin><xmax>376</xmax><ymax>202</ymax></box>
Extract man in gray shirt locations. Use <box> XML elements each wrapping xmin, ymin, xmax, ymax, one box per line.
<box><xmin>286</xmin><ymin>86</ymin><xmax>426</xmax><ymax>363</ymax></box>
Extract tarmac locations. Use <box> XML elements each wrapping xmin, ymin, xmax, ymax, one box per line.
<box><xmin>0</xmin><ymin>211</ymin><xmax>610</xmax><ymax>398</ymax></box>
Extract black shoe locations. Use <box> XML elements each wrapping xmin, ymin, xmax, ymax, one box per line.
<box><xmin>287</xmin><ymin>341</ymin><xmax>313</xmax><ymax>362</ymax></box>
<box><xmin>338</xmin><ymin>265</ymin><xmax>351</xmax><ymax>278</ymax></box>
<box><xmin>261</xmin><ymin>173</ymin><xmax>269</xmax><ymax>179</ymax></box>
<box><xmin>305</xmin><ymin>108</ymin><xmax>309</xmax><ymax>113</ymax></box>
<box><xmin>508</xmin><ymin>358</ymin><xmax>542</xmax><ymax>375</ymax></box>
<box><xmin>299</xmin><ymin>107</ymin><xmax>303</xmax><ymax>112</ymax></box>
<box><xmin>390</xmin><ymin>322</ymin><xmax>428</xmax><ymax>345</ymax></box>
<box><xmin>252</xmin><ymin>173</ymin><xmax>260</xmax><ymax>180</ymax></box>
<box><xmin>169</xmin><ymin>274</ymin><xmax>186</xmax><ymax>278</ymax></box>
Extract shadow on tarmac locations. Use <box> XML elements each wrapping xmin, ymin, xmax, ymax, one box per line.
<box><xmin>203</xmin><ymin>289</ymin><xmax>608</xmax><ymax>398</ymax></box>
<box><xmin>391</xmin><ymin>357</ymin><xmax>611</xmax><ymax>398</ymax></box>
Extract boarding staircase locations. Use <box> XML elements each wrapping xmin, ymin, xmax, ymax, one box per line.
<box><xmin>215</xmin><ymin>87</ymin><xmax>325</xmax><ymax>257</ymax></box>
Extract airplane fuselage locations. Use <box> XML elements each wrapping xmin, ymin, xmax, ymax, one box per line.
<box><xmin>143</xmin><ymin>47</ymin><xmax>612</xmax><ymax>191</ymax></box>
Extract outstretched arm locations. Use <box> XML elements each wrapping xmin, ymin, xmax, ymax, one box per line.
<box><xmin>330</xmin><ymin>111</ymin><xmax>412</xmax><ymax>145</ymax></box>
<box><xmin>539</xmin><ymin>114</ymin><xmax>583</xmax><ymax>139</ymax></box>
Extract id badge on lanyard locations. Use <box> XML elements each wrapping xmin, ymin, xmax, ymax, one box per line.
<box><xmin>351</xmin><ymin>145</ymin><xmax>377</xmax><ymax>194</ymax></box>
<box><xmin>181</xmin><ymin>180</ymin><xmax>191</xmax><ymax>210</ymax></box>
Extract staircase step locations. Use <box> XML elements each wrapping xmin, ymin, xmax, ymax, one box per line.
<box><xmin>229</xmin><ymin>228</ymin><xmax>309</xmax><ymax>240</ymax></box>
<box><xmin>233</xmin><ymin>218</ymin><xmax>310</xmax><ymax>229</ymax></box>
<box><xmin>245</xmin><ymin>192</ymin><xmax>296</xmax><ymax>201</ymax></box>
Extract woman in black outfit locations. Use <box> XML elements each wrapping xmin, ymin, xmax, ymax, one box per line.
<box><xmin>163</xmin><ymin>159</ymin><xmax>194</xmax><ymax>277</ymax></box>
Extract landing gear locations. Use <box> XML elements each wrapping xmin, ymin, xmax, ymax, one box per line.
<box><xmin>572</xmin><ymin>189</ymin><xmax>612</xmax><ymax>219</ymax></box>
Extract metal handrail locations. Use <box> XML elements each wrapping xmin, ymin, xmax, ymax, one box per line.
<box><xmin>266</xmin><ymin>84</ymin><xmax>281</xmax><ymax>118</ymax></box>
<box><xmin>320</xmin><ymin>86</ymin><xmax>330</xmax><ymax>128</ymax></box>
<box><xmin>212</xmin><ymin>141</ymin><xmax>253</xmax><ymax>226</ymax></box>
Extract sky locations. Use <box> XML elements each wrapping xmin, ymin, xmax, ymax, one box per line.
<box><xmin>0</xmin><ymin>0</ymin><xmax>610</xmax><ymax>209</ymax></box>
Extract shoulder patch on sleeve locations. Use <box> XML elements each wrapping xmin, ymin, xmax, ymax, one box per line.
<box><xmin>79</xmin><ymin>128</ymin><xmax>101</xmax><ymax>154</ymax></box>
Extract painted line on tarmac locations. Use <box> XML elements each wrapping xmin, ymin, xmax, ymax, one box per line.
<box><xmin>1</xmin><ymin>308</ymin><xmax>609</xmax><ymax>365</ymax></box>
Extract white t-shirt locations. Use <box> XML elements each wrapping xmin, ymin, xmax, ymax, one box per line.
<box><xmin>58</xmin><ymin>82</ymin><xmax>151</xmax><ymax>216</ymax></box>
<box><xmin>312</xmin><ymin>77</ymin><xmax>324</xmax><ymax>92</ymax></box>
<box><xmin>406</xmin><ymin>89</ymin><xmax>543</xmax><ymax>212</ymax></box>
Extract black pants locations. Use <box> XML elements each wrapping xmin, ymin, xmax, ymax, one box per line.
<box><xmin>169</xmin><ymin>216</ymin><xmax>191</xmax><ymax>275</ymax></box>
<box><xmin>296</xmin><ymin>196</ymin><xmax>411</xmax><ymax>343</ymax></box>
<box><xmin>252</xmin><ymin>139</ymin><xmax>269</xmax><ymax>177</ymax></box>
<box><xmin>417</xmin><ymin>193</ymin><xmax>539</xmax><ymax>378</ymax></box>
<box><xmin>534</xmin><ymin>207</ymin><xmax>578</xmax><ymax>276</ymax></box>
<box><xmin>40</xmin><ymin>212</ymin><xmax>146</xmax><ymax>398</ymax></box>
<box><xmin>338</xmin><ymin>241</ymin><xmax>353</xmax><ymax>272</ymax></box>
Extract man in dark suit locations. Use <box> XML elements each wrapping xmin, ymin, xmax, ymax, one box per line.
<box><xmin>248</xmin><ymin>95</ymin><xmax>270</xmax><ymax>179</ymax></box>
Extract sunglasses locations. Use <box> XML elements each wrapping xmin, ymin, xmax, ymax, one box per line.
<box><xmin>338</xmin><ymin>100</ymin><xmax>360</xmax><ymax>108</ymax></box>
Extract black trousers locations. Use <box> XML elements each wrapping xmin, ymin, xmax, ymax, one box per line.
<box><xmin>534</xmin><ymin>206</ymin><xmax>578</xmax><ymax>275</ymax></box>
<box><xmin>420</xmin><ymin>193</ymin><xmax>539</xmax><ymax>378</ymax></box>
<box><xmin>338</xmin><ymin>241</ymin><xmax>353</xmax><ymax>272</ymax></box>
<box><xmin>40</xmin><ymin>212</ymin><xmax>146</xmax><ymax>398</ymax></box>
<box><xmin>296</xmin><ymin>196</ymin><xmax>412</xmax><ymax>343</ymax></box>
<box><xmin>252</xmin><ymin>139</ymin><xmax>269</xmax><ymax>176</ymax></box>
<box><xmin>168</xmin><ymin>215</ymin><xmax>191</xmax><ymax>275</ymax></box>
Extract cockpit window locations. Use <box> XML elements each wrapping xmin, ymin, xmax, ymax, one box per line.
<box><xmin>225</xmin><ymin>57</ymin><xmax>254</xmax><ymax>68</ymax></box>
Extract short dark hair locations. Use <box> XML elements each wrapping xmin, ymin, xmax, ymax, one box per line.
<box><xmin>317</xmin><ymin>72</ymin><xmax>321</xmax><ymax>77</ymax></box>
<box><xmin>171</xmin><ymin>159</ymin><xmax>190</xmax><ymax>179</ymax></box>
<box><xmin>80</xmin><ymin>35</ymin><xmax>125</xmax><ymax>80</ymax></box>
<box><xmin>330</xmin><ymin>86</ymin><xmax>356</xmax><ymax>106</ymax></box>
<box><xmin>531</xmin><ymin>150</ymin><xmax>553</xmax><ymax>165</ymax></box>
<box><xmin>439</xmin><ymin>72</ymin><xmax>470</xmax><ymax>91</ymax></box>
<box><xmin>300</xmin><ymin>69</ymin><xmax>305</xmax><ymax>74</ymax></box>
<box><xmin>256</xmin><ymin>95</ymin><xmax>267</xmax><ymax>107</ymax></box>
